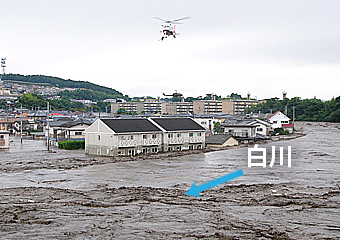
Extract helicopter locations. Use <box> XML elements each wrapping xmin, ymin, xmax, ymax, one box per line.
<box><xmin>162</xmin><ymin>90</ymin><xmax>183</xmax><ymax>98</ymax></box>
<box><xmin>154</xmin><ymin>17</ymin><xmax>191</xmax><ymax>41</ymax></box>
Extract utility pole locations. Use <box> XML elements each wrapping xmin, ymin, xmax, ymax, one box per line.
<box><xmin>46</xmin><ymin>102</ymin><xmax>50</xmax><ymax>151</ymax></box>
<box><xmin>1</xmin><ymin>57</ymin><xmax>6</xmax><ymax>75</ymax></box>
<box><xmin>293</xmin><ymin>106</ymin><xmax>295</xmax><ymax>126</ymax></box>
<box><xmin>20</xmin><ymin>104</ymin><xmax>23</xmax><ymax>144</ymax></box>
<box><xmin>6</xmin><ymin>101</ymin><xmax>9</xmax><ymax>131</ymax></box>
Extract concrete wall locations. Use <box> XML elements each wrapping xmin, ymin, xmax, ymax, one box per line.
<box><xmin>0</xmin><ymin>131</ymin><xmax>9</xmax><ymax>149</ymax></box>
<box><xmin>221</xmin><ymin>100</ymin><xmax>234</xmax><ymax>114</ymax></box>
<box><xmin>193</xmin><ymin>101</ymin><xmax>205</xmax><ymax>115</ymax></box>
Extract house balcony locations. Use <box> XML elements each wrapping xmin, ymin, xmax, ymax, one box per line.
<box><xmin>233</xmin><ymin>132</ymin><xmax>249</xmax><ymax>138</ymax></box>
<box><xmin>119</xmin><ymin>140</ymin><xmax>137</xmax><ymax>147</ymax></box>
<box><xmin>168</xmin><ymin>137</ymin><xmax>184</xmax><ymax>144</ymax></box>
<box><xmin>142</xmin><ymin>139</ymin><xmax>161</xmax><ymax>146</ymax></box>
<box><xmin>189</xmin><ymin>137</ymin><xmax>204</xmax><ymax>143</ymax></box>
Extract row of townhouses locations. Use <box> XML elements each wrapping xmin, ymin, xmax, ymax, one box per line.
<box><xmin>84</xmin><ymin>118</ymin><xmax>206</xmax><ymax>156</ymax></box>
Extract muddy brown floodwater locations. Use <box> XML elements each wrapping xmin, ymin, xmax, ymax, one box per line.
<box><xmin>0</xmin><ymin>122</ymin><xmax>339</xmax><ymax>239</ymax></box>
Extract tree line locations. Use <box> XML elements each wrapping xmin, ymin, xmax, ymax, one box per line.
<box><xmin>246</xmin><ymin>96</ymin><xmax>340</xmax><ymax>122</ymax></box>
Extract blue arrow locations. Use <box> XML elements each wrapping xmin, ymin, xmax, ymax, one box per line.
<box><xmin>185</xmin><ymin>169</ymin><xmax>244</xmax><ymax>197</ymax></box>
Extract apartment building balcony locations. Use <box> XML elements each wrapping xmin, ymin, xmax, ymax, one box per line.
<box><xmin>189</xmin><ymin>136</ymin><xmax>204</xmax><ymax>143</ymax></box>
<box><xmin>168</xmin><ymin>137</ymin><xmax>184</xmax><ymax>144</ymax></box>
<box><xmin>142</xmin><ymin>139</ymin><xmax>161</xmax><ymax>146</ymax></box>
<box><xmin>118</xmin><ymin>140</ymin><xmax>137</xmax><ymax>147</ymax></box>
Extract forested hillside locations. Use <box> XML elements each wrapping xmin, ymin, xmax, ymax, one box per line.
<box><xmin>2</xmin><ymin>74</ymin><xmax>124</xmax><ymax>97</ymax></box>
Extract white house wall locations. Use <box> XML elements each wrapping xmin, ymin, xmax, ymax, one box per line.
<box><xmin>268</xmin><ymin>112</ymin><xmax>290</xmax><ymax>129</ymax></box>
<box><xmin>224</xmin><ymin>126</ymin><xmax>256</xmax><ymax>138</ymax></box>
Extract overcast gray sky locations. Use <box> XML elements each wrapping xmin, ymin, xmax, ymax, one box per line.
<box><xmin>1</xmin><ymin>0</ymin><xmax>340</xmax><ymax>100</ymax></box>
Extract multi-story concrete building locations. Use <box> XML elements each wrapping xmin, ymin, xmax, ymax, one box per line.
<box><xmin>111</xmin><ymin>101</ymin><xmax>162</xmax><ymax>114</ymax></box>
<box><xmin>224</xmin><ymin>99</ymin><xmax>260</xmax><ymax>115</ymax></box>
<box><xmin>111</xmin><ymin>102</ymin><xmax>144</xmax><ymax>113</ymax></box>
<box><xmin>161</xmin><ymin>102</ymin><xmax>193</xmax><ymax>115</ymax></box>
<box><xmin>112</xmin><ymin>99</ymin><xmax>261</xmax><ymax>115</ymax></box>
<box><xmin>193</xmin><ymin>100</ymin><xmax>223</xmax><ymax>114</ymax></box>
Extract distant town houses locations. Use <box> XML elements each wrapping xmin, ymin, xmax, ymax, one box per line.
<box><xmin>70</xmin><ymin>99</ymin><xmax>97</xmax><ymax>106</ymax></box>
<box><xmin>44</xmin><ymin>118</ymin><xmax>92</xmax><ymax>142</ymax></box>
<box><xmin>0</xmin><ymin>80</ymin><xmax>79</xmax><ymax>100</ymax></box>
<box><xmin>0</xmin><ymin>117</ymin><xmax>38</xmax><ymax>135</ymax></box>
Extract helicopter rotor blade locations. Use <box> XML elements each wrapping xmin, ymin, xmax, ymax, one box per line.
<box><xmin>153</xmin><ymin>17</ymin><xmax>167</xmax><ymax>22</ymax></box>
<box><xmin>172</xmin><ymin>17</ymin><xmax>191</xmax><ymax>22</ymax></box>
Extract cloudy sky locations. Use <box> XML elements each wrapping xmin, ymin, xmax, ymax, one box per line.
<box><xmin>1</xmin><ymin>0</ymin><xmax>340</xmax><ymax>100</ymax></box>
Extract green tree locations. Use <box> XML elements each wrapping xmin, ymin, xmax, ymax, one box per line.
<box><xmin>116</xmin><ymin>107</ymin><xmax>126</xmax><ymax>114</ymax></box>
<box><xmin>214</xmin><ymin>122</ymin><xmax>223</xmax><ymax>133</ymax></box>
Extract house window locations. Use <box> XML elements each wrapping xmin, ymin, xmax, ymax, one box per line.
<box><xmin>97</xmin><ymin>135</ymin><xmax>101</xmax><ymax>141</ymax></box>
<box><xmin>197</xmin><ymin>132</ymin><xmax>202</xmax><ymax>137</ymax></box>
<box><xmin>189</xmin><ymin>145</ymin><xmax>193</xmax><ymax>150</ymax></box>
<box><xmin>152</xmin><ymin>134</ymin><xmax>157</xmax><ymax>139</ymax></box>
<box><xmin>197</xmin><ymin>145</ymin><xmax>202</xmax><ymax>150</ymax></box>
<box><xmin>189</xmin><ymin>133</ymin><xmax>193</xmax><ymax>137</ymax></box>
<box><xmin>0</xmin><ymin>135</ymin><xmax>4</xmax><ymax>139</ymax></box>
<box><xmin>176</xmin><ymin>133</ymin><xmax>181</xmax><ymax>138</ymax></box>
<box><xmin>143</xmin><ymin>135</ymin><xmax>147</xmax><ymax>139</ymax></box>
<box><xmin>142</xmin><ymin>148</ymin><xmax>147</xmax><ymax>153</ymax></box>
<box><xmin>168</xmin><ymin>133</ymin><xmax>173</xmax><ymax>138</ymax></box>
<box><xmin>152</xmin><ymin>147</ymin><xmax>158</xmax><ymax>153</ymax></box>
<box><xmin>176</xmin><ymin>146</ymin><xmax>181</xmax><ymax>151</ymax></box>
<box><xmin>273</xmin><ymin>121</ymin><xmax>277</xmax><ymax>123</ymax></box>
<box><xmin>257</xmin><ymin>128</ymin><xmax>263</xmax><ymax>132</ymax></box>
<box><xmin>75</xmin><ymin>132</ymin><xmax>82</xmax><ymax>136</ymax></box>
<box><xmin>128</xmin><ymin>149</ymin><xmax>135</xmax><ymax>156</ymax></box>
<box><xmin>168</xmin><ymin>147</ymin><xmax>172</xmax><ymax>151</ymax></box>
<box><xmin>130</xmin><ymin>135</ymin><xmax>134</xmax><ymax>140</ymax></box>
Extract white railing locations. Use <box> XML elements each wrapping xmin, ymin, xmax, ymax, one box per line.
<box><xmin>168</xmin><ymin>137</ymin><xmax>184</xmax><ymax>144</ymax></box>
<box><xmin>142</xmin><ymin>139</ymin><xmax>161</xmax><ymax>145</ymax></box>
<box><xmin>118</xmin><ymin>140</ymin><xmax>137</xmax><ymax>147</ymax></box>
<box><xmin>189</xmin><ymin>137</ymin><xmax>204</xmax><ymax>143</ymax></box>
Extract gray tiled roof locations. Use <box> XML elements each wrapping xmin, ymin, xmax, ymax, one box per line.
<box><xmin>205</xmin><ymin>134</ymin><xmax>234</xmax><ymax>145</ymax></box>
<box><xmin>151</xmin><ymin>118</ymin><xmax>205</xmax><ymax>131</ymax></box>
<box><xmin>101</xmin><ymin>118</ymin><xmax>162</xmax><ymax>133</ymax></box>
